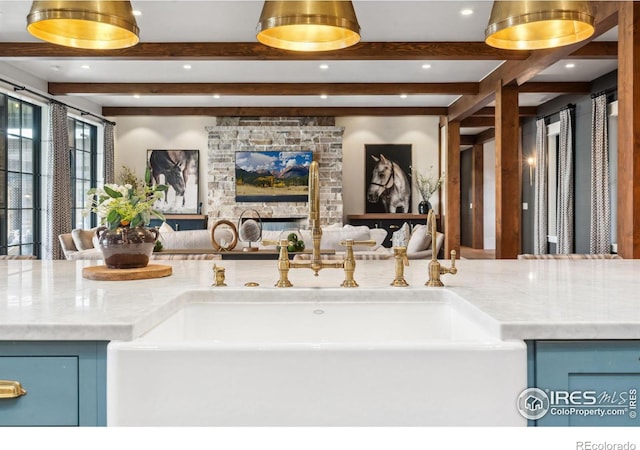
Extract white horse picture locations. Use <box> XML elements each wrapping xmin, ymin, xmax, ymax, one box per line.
<box><xmin>367</xmin><ymin>153</ymin><xmax>411</xmax><ymax>213</ymax></box>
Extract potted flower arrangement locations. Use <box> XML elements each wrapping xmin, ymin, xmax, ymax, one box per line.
<box><xmin>413</xmin><ymin>166</ymin><xmax>444</xmax><ymax>214</ymax></box>
<box><xmin>87</xmin><ymin>167</ymin><xmax>167</xmax><ymax>269</ymax></box>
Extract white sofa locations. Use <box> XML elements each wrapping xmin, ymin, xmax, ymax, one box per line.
<box><xmin>58</xmin><ymin>224</ymin><xmax>391</xmax><ymax>260</ymax></box>
<box><xmin>58</xmin><ymin>227</ymin><xmax>222</xmax><ymax>261</ymax></box>
<box><xmin>59</xmin><ymin>223</ymin><xmax>443</xmax><ymax>261</ymax></box>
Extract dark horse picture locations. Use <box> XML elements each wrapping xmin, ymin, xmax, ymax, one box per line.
<box><xmin>365</xmin><ymin>144</ymin><xmax>412</xmax><ymax>214</ymax></box>
<box><xmin>147</xmin><ymin>149</ymin><xmax>199</xmax><ymax>214</ymax></box>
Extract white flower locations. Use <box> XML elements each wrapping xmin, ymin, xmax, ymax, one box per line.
<box><xmin>86</xmin><ymin>168</ymin><xmax>167</xmax><ymax>230</ymax></box>
<box><xmin>413</xmin><ymin>166</ymin><xmax>444</xmax><ymax>201</ymax></box>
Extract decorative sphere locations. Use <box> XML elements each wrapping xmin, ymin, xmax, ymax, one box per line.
<box><xmin>239</xmin><ymin>219</ymin><xmax>261</xmax><ymax>242</ymax></box>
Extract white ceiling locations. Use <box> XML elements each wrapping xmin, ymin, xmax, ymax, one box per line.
<box><xmin>0</xmin><ymin>1</ymin><xmax>619</xmax><ymax>111</ymax></box>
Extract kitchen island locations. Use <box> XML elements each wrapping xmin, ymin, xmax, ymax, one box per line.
<box><xmin>1</xmin><ymin>258</ymin><xmax>639</xmax><ymax>426</ymax></box>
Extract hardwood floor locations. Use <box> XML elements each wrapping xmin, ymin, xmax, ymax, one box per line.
<box><xmin>459</xmin><ymin>246</ymin><xmax>495</xmax><ymax>260</ymax></box>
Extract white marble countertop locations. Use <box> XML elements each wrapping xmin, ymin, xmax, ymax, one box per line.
<box><xmin>0</xmin><ymin>258</ymin><xmax>638</xmax><ymax>341</ymax></box>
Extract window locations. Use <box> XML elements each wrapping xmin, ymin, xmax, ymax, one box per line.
<box><xmin>0</xmin><ymin>94</ymin><xmax>41</xmax><ymax>256</ymax></box>
<box><xmin>68</xmin><ymin>117</ymin><xmax>97</xmax><ymax>229</ymax></box>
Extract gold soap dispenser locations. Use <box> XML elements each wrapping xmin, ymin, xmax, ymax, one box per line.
<box><xmin>391</xmin><ymin>246</ymin><xmax>409</xmax><ymax>287</ymax></box>
<box><xmin>390</xmin><ymin>224</ymin><xmax>410</xmax><ymax>287</ymax></box>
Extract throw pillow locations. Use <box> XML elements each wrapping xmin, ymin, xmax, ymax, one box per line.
<box><xmin>407</xmin><ymin>224</ymin><xmax>432</xmax><ymax>253</ymax></box>
<box><xmin>71</xmin><ymin>228</ymin><xmax>96</xmax><ymax>251</ymax></box>
<box><xmin>159</xmin><ymin>222</ymin><xmax>174</xmax><ymax>233</ymax></box>
<box><xmin>368</xmin><ymin>228</ymin><xmax>387</xmax><ymax>250</ymax></box>
<box><xmin>320</xmin><ymin>225</ymin><xmax>371</xmax><ymax>251</ymax></box>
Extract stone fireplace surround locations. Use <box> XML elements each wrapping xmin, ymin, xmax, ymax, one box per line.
<box><xmin>206</xmin><ymin>117</ymin><xmax>344</xmax><ymax>230</ymax></box>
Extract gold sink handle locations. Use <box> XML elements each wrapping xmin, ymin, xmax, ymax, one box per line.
<box><xmin>391</xmin><ymin>246</ymin><xmax>409</xmax><ymax>287</ymax></box>
<box><xmin>338</xmin><ymin>239</ymin><xmax>376</xmax><ymax>288</ymax></box>
<box><xmin>0</xmin><ymin>380</ymin><xmax>27</xmax><ymax>399</ymax></box>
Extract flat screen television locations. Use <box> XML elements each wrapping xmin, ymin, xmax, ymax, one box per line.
<box><xmin>235</xmin><ymin>150</ymin><xmax>313</xmax><ymax>203</ymax></box>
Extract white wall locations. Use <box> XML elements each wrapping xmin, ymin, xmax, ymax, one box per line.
<box><xmin>113</xmin><ymin>116</ymin><xmax>441</xmax><ymax>218</ymax></box>
<box><xmin>112</xmin><ymin>116</ymin><xmax>212</xmax><ymax>212</ymax></box>
<box><xmin>483</xmin><ymin>140</ymin><xmax>496</xmax><ymax>250</ymax></box>
<box><xmin>337</xmin><ymin>116</ymin><xmax>440</xmax><ymax>220</ymax></box>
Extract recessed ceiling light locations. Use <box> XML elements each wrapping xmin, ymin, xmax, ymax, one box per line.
<box><xmin>400</xmin><ymin>94</ymin><xmax>408</xmax><ymax>99</ymax></box>
<box><xmin>460</xmin><ymin>9</ymin><xmax>474</xmax><ymax>16</ymax></box>
<box><xmin>132</xmin><ymin>10</ymin><xmax>142</xmax><ymax>16</ymax></box>
<box><xmin>183</xmin><ymin>64</ymin><xmax>192</xmax><ymax>70</ymax></box>
<box><xmin>320</xmin><ymin>94</ymin><xmax>328</xmax><ymax>99</ymax></box>
<box><xmin>213</xmin><ymin>94</ymin><xmax>221</xmax><ymax>99</ymax></box>
<box><xmin>319</xmin><ymin>64</ymin><xmax>329</xmax><ymax>70</ymax></box>
<box><xmin>421</xmin><ymin>63</ymin><xmax>432</xmax><ymax>70</ymax></box>
<box><xmin>133</xmin><ymin>94</ymin><xmax>141</xmax><ymax>99</ymax></box>
<box><xmin>565</xmin><ymin>63</ymin><xmax>576</xmax><ymax>69</ymax></box>
<box><xmin>81</xmin><ymin>64</ymin><xmax>90</xmax><ymax>69</ymax></box>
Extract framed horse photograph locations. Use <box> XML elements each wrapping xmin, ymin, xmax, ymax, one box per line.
<box><xmin>365</xmin><ymin>144</ymin><xmax>412</xmax><ymax>214</ymax></box>
<box><xmin>147</xmin><ymin>149</ymin><xmax>199</xmax><ymax>214</ymax></box>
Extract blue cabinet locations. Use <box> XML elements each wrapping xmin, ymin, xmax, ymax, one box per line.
<box><xmin>529</xmin><ymin>340</ymin><xmax>640</xmax><ymax>427</ymax></box>
<box><xmin>0</xmin><ymin>341</ymin><xmax>107</xmax><ymax>426</ymax></box>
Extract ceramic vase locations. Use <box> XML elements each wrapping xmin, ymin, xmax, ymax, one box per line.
<box><xmin>96</xmin><ymin>226</ymin><xmax>158</xmax><ymax>269</ymax></box>
<box><xmin>418</xmin><ymin>200</ymin><xmax>432</xmax><ymax>215</ymax></box>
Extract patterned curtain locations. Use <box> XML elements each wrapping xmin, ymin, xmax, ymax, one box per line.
<box><xmin>104</xmin><ymin>122</ymin><xmax>115</xmax><ymax>184</ymax></box>
<box><xmin>45</xmin><ymin>102</ymin><xmax>71</xmax><ymax>260</ymax></box>
<box><xmin>534</xmin><ymin>119</ymin><xmax>548</xmax><ymax>254</ymax></box>
<box><xmin>589</xmin><ymin>94</ymin><xmax>611</xmax><ymax>254</ymax></box>
<box><xmin>556</xmin><ymin>108</ymin><xmax>574</xmax><ymax>254</ymax></box>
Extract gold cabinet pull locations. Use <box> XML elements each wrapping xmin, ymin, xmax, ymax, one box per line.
<box><xmin>0</xmin><ymin>380</ymin><xmax>27</xmax><ymax>399</ymax></box>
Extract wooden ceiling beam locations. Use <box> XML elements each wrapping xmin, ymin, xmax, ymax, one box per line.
<box><xmin>102</xmin><ymin>106</ymin><xmax>449</xmax><ymax>117</ymax></box>
<box><xmin>49</xmin><ymin>82</ymin><xmax>479</xmax><ymax>96</ymax></box>
<box><xmin>460</xmin><ymin>128</ymin><xmax>496</xmax><ymax>148</ymax></box>
<box><xmin>475</xmin><ymin>128</ymin><xmax>496</xmax><ymax>145</ymax></box>
<box><xmin>460</xmin><ymin>117</ymin><xmax>495</xmax><ymax>128</ymax></box>
<box><xmin>0</xmin><ymin>41</ymin><xmax>614</xmax><ymax>60</ymax></box>
<box><xmin>460</xmin><ymin>135</ymin><xmax>476</xmax><ymax>146</ymax></box>
<box><xmin>472</xmin><ymin>106</ymin><xmax>537</xmax><ymax>117</ymax></box>
<box><xmin>447</xmin><ymin>2</ymin><xmax>619</xmax><ymax>122</ymax></box>
<box><xmin>0</xmin><ymin>42</ymin><xmax>531</xmax><ymax>60</ymax></box>
<box><xmin>518</xmin><ymin>82</ymin><xmax>591</xmax><ymax>94</ymax></box>
<box><xmin>569</xmin><ymin>41</ymin><xmax>618</xmax><ymax>59</ymax></box>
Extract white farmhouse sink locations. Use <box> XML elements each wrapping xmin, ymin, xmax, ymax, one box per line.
<box><xmin>107</xmin><ymin>290</ymin><xmax>526</xmax><ymax>426</ymax></box>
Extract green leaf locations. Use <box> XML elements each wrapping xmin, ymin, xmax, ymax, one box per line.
<box><xmin>104</xmin><ymin>185</ymin><xmax>123</xmax><ymax>198</ymax></box>
<box><xmin>156</xmin><ymin>184</ymin><xmax>168</xmax><ymax>192</ymax></box>
<box><xmin>145</xmin><ymin>166</ymin><xmax>151</xmax><ymax>185</ymax></box>
<box><xmin>130</xmin><ymin>215</ymin><xmax>142</xmax><ymax>228</ymax></box>
<box><xmin>106</xmin><ymin>209</ymin><xmax>119</xmax><ymax>224</ymax></box>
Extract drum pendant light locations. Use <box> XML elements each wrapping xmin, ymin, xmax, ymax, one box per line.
<box><xmin>485</xmin><ymin>1</ymin><xmax>594</xmax><ymax>50</ymax></box>
<box><xmin>257</xmin><ymin>1</ymin><xmax>361</xmax><ymax>52</ymax></box>
<box><xmin>27</xmin><ymin>1</ymin><xmax>139</xmax><ymax>50</ymax></box>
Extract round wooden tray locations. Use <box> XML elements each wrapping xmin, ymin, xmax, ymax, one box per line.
<box><xmin>82</xmin><ymin>264</ymin><xmax>172</xmax><ymax>281</ymax></box>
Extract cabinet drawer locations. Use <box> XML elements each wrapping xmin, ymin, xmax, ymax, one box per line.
<box><xmin>0</xmin><ymin>356</ymin><xmax>78</xmax><ymax>426</ymax></box>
